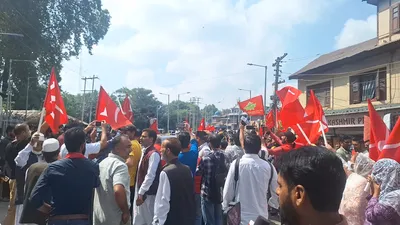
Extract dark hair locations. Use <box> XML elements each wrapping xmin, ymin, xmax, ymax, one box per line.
<box><xmin>244</xmin><ymin>132</ymin><xmax>261</xmax><ymax>154</ymax></box>
<box><xmin>5</xmin><ymin>125</ymin><xmax>14</xmax><ymax>134</ymax></box>
<box><xmin>232</xmin><ymin>132</ymin><xmax>240</xmax><ymax>146</ymax></box>
<box><xmin>352</xmin><ymin>137</ymin><xmax>363</xmax><ymax>144</ymax></box>
<box><xmin>14</xmin><ymin>124</ymin><xmax>29</xmax><ymax>136</ymax></box>
<box><xmin>208</xmin><ymin>134</ymin><xmax>222</xmax><ymax>149</ymax></box>
<box><xmin>64</xmin><ymin>122</ymin><xmax>82</xmax><ymax>132</ymax></box>
<box><xmin>220</xmin><ymin>140</ymin><xmax>228</xmax><ymax>149</ymax></box>
<box><xmin>339</xmin><ymin>135</ymin><xmax>352</xmax><ymax>143</ymax></box>
<box><xmin>64</xmin><ymin>127</ymin><xmax>86</xmax><ymax>153</ymax></box>
<box><xmin>277</xmin><ymin>146</ymin><xmax>346</xmax><ymax>212</ymax></box>
<box><xmin>125</xmin><ymin>125</ymin><xmax>137</xmax><ymax>133</ymax></box>
<box><xmin>43</xmin><ymin>151</ymin><xmax>60</xmax><ymax>163</ymax></box>
<box><xmin>143</xmin><ymin>128</ymin><xmax>157</xmax><ymax>143</ymax></box>
<box><xmin>165</xmin><ymin>137</ymin><xmax>182</xmax><ymax>156</ymax></box>
<box><xmin>196</xmin><ymin>131</ymin><xmax>208</xmax><ymax>142</ymax></box>
<box><xmin>178</xmin><ymin>132</ymin><xmax>191</xmax><ymax>149</ymax></box>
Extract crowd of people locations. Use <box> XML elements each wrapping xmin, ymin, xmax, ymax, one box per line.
<box><xmin>0</xmin><ymin>120</ymin><xmax>398</xmax><ymax>225</ymax></box>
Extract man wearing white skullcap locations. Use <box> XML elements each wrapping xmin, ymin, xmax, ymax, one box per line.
<box><xmin>20</xmin><ymin>138</ymin><xmax>60</xmax><ymax>225</ymax></box>
<box><xmin>14</xmin><ymin>132</ymin><xmax>47</xmax><ymax>225</ymax></box>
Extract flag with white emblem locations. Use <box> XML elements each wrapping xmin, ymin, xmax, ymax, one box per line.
<box><xmin>43</xmin><ymin>67</ymin><xmax>68</xmax><ymax>133</ymax></box>
<box><xmin>96</xmin><ymin>86</ymin><xmax>132</xmax><ymax>130</ymax></box>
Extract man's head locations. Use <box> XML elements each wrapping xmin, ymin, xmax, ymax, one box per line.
<box><xmin>178</xmin><ymin>132</ymin><xmax>191</xmax><ymax>149</ymax></box>
<box><xmin>124</xmin><ymin>125</ymin><xmax>137</xmax><ymax>140</ymax></box>
<box><xmin>208</xmin><ymin>134</ymin><xmax>222</xmax><ymax>150</ymax></box>
<box><xmin>64</xmin><ymin>127</ymin><xmax>86</xmax><ymax>154</ymax></box>
<box><xmin>31</xmin><ymin>132</ymin><xmax>45</xmax><ymax>152</ymax></box>
<box><xmin>220</xmin><ymin>139</ymin><xmax>228</xmax><ymax>150</ymax></box>
<box><xmin>340</xmin><ymin>135</ymin><xmax>352</xmax><ymax>151</ymax></box>
<box><xmin>112</xmin><ymin>135</ymin><xmax>132</xmax><ymax>159</ymax></box>
<box><xmin>196</xmin><ymin>131</ymin><xmax>208</xmax><ymax>144</ymax></box>
<box><xmin>244</xmin><ymin>131</ymin><xmax>261</xmax><ymax>154</ymax></box>
<box><xmin>14</xmin><ymin>123</ymin><xmax>30</xmax><ymax>141</ymax></box>
<box><xmin>276</xmin><ymin>146</ymin><xmax>346</xmax><ymax>225</ymax></box>
<box><xmin>281</xmin><ymin>130</ymin><xmax>296</xmax><ymax>144</ymax></box>
<box><xmin>5</xmin><ymin>125</ymin><xmax>14</xmax><ymax>139</ymax></box>
<box><xmin>160</xmin><ymin>137</ymin><xmax>181</xmax><ymax>162</ymax></box>
<box><xmin>42</xmin><ymin>138</ymin><xmax>60</xmax><ymax>163</ymax></box>
<box><xmin>351</xmin><ymin>137</ymin><xmax>364</xmax><ymax>153</ymax></box>
<box><xmin>141</xmin><ymin>128</ymin><xmax>157</xmax><ymax>148</ymax></box>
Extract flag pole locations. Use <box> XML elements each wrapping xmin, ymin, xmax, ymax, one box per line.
<box><xmin>320</xmin><ymin>121</ymin><xmax>328</xmax><ymax>146</ymax></box>
<box><xmin>296</xmin><ymin>123</ymin><xmax>311</xmax><ymax>145</ymax></box>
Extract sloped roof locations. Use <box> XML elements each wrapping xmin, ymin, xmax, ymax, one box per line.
<box><xmin>290</xmin><ymin>38</ymin><xmax>378</xmax><ymax>79</ymax></box>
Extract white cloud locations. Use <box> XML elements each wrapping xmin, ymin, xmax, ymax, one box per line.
<box><xmin>61</xmin><ymin>0</ymin><xmax>340</xmax><ymax>108</ymax></box>
<box><xmin>334</xmin><ymin>14</ymin><xmax>377</xmax><ymax>50</ymax></box>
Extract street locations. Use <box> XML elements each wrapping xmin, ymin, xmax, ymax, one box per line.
<box><xmin>0</xmin><ymin>201</ymin><xmax>8</xmax><ymax>225</ymax></box>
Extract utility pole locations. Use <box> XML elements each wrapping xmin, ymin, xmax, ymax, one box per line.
<box><xmin>88</xmin><ymin>75</ymin><xmax>99</xmax><ymax>122</ymax></box>
<box><xmin>272</xmin><ymin>53</ymin><xmax>287</xmax><ymax>130</ymax></box>
<box><xmin>81</xmin><ymin>75</ymin><xmax>99</xmax><ymax>122</ymax></box>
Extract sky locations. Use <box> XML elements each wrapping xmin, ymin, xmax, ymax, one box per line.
<box><xmin>59</xmin><ymin>0</ymin><xmax>378</xmax><ymax>110</ymax></box>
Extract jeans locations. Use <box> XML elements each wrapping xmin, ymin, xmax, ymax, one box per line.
<box><xmin>201</xmin><ymin>197</ymin><xmax>222</xmax><ymax>225</ymax></box>
<box><xmin>195</xmin><ymin>194</ymin><xmax>202</xmax><ymax>225</ymax></box>
<box><xmin>47</xmin><ymin>220</ymin><xmax>89</xmax><ymax>225</ymax></box>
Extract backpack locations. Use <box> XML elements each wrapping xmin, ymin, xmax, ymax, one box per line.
<box><xmin>208</xmin><ymin>151</ymin><xmax>228</xmax><ymax>203</ymax></box>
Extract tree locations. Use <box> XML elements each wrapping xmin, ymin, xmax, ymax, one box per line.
<box><xmin>0</xmin><ymin>0</ymin><xmax>110</xmax><ymax>111</ymax></box>
<box><xmin>201</xmin><ymin>104</ymin><xmax>218</xmax><ymax>124</ymax></box>
<box><xmin>62</xmin><ymin>90</ymin><xmax>98</xmax><ymax>122</ymax></box>
<box><xmin>113</xmin><ymin>87</ymin><xmax>162</xmax><ymax>130</ymax></box>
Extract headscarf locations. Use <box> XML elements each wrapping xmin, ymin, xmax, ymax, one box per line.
<box><xmin>354</xmin><ymin>153</ymin><xmax>374</xmax><ymax>178</ymax></box>
<box><xmin>371</xmin><ymin>158</ymin><xmax>400</xmax><ymax>216</ymax></box>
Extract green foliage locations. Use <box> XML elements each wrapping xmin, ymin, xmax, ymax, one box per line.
<box><xmin>0</xmin><ymin>0</ymin><xmax>110</xmax><ymax>110</ymax></box>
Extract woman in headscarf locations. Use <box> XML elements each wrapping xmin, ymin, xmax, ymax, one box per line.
<box><xmin>365</xmin><ymin>158</ymin><xmax>400</xmax><ymax>224</ymax></box>
<box><xmin>339</xmin><ymin>153</ymin><xmax>375</xmax><ymax>225</ymax></box>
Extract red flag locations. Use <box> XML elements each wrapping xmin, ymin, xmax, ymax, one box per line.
<box><xmin>380</xmin><ymin>117</ymin><xmax>400</xmax><ymax>162</ymax></box>
<box><xmin>206</xmin><ymin>125</ymin><xmax>215</xmax><ymax>132</ymax></box>
<box><xmin>368</xmin><ymin>99</ymin><xmax>390</xmax><ymax>161</ymax></box>
<box><xmin>96</xmin><ymin>86</ymin><xmax>132</xmax><ymax>130</ymax></box>
<box><xmin>149</xmin><ymin>118</ymin><xmax>160</xmax><ymax>134</ymax></box>
<box><xmin>238</xmin><ymin>95</ymin><xmax>265</xmax><ymax>116</ymax></box>
<box><xmin>276</xmin><ymin>86</ymin><xmax>302</xmax><ymax>108</ymax></box>
<box><xmin>364</xmin><ymin>115</ymin><xmax>370</xmax><ymax>142</ymax></box>
<box><xmin>122</xmin><ymin>94</ymin><xmax>134</xmax><ymax>122</ymax></box>
<box><xmin>198</xmin><ymin>118</ymin><xmax>205</xmax><ymax>131</ymax></box>
<box><xmin>43</xmin><ymin>67</ymin><xmax>68</xmax><ymax>133</ymax></box>
<box><xmin>279</xmin><ymin>99</ymin><xmax>305</xmax><ymax>129</ymax></box>
<box><xmin>265</xmin><ymin>110</ymin><xmax>274</xmax><ymax>129</ymax></box>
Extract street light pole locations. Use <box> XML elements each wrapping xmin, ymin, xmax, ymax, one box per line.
<box><xmin>25</xmin><ymin>76</ymin><xmax>36</xmax><ymax>119</ymax></box>
<box><xmin>177</xmin><ymin>92</ymin><xmax>190</xmax><ymax>129</ymax></box>
<box><xmin>238</xmin><ymin>88</ymin><xmax>251</xmax><ymax>99</ymax></box>
<box><xmin>156</xmin><ymin>105</ymin><xmax>162</xmax><ymax>130</ymax></box>
<box><xmin>247</xmin><ymin>63</ymin><xmax>268</xmax><ymax>109</ymax></box>
<box><xmin>160</xmin><ymin>93</ymin><xmax>170</xmax><ymax>133</ymax></box>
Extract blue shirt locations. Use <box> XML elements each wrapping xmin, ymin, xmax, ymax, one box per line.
<box><xmin>30</xmin><ymin>158</ymin><xmax>100</xmax><ymax>216</ymax></box>
<box><xmin>178</xmin><ymin>139</ymin><xmax>198</xmax><ymax>176</ymax></box>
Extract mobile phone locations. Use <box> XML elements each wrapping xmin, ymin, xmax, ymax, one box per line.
<box><xmin>240</xmin><ymin>116</ymin><xmax>249</xmax><ymax>126</ymax></box>
<box><xmin>95</xmin><ymin>121</ymin><xmax>102</xmax><ymax>126</ymax></box>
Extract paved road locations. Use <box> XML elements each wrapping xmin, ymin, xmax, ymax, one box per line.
<box><xmin>0</xmin><ymin>201</ymin><xmax>8</xmax><ymax>225</ymax></box>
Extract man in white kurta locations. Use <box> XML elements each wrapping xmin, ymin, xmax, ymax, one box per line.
<box><xmin>132</xmin><ymin>129</ymin><xmax>161</xmax><ymax>225</ymax></box>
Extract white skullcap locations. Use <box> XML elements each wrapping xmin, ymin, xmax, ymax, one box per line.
<box><xmin>42</xmin><ymin>138</ymin><xmax>60</xmax><ymax>153</ymax></box>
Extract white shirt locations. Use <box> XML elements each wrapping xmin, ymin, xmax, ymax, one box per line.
<box><xmin>222</xmin><ymin>154</ymin><xmax>279</xmax><ymax>224</ymax></box>
<box><xmin>153</xmin><ymin>171</ymin><xmax>170</xmax><ymax>225</ymax></box>
<box><xmin>138</xmin><ymin>147</ymin><xmax>161</xmax><ymax>195</ymax></box>
<box><xmin>198</xmin><ymin>143</ymin><xmax>211</xmax><ymax>158</ymax></box>
<box><xmin>15</xmin><ymin>144</ymin><xmax>45</xmax><ymax>168</ymax></box>
<box><xmin>59</xmin><ymin>142</ymin><xmax>101</xmax><ymax>159</ymax></box>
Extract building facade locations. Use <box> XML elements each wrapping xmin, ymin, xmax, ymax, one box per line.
<box><xmin>290</xmin><ymin>0</ymin><xmax>400</xmax><ymax>145</ymax></box>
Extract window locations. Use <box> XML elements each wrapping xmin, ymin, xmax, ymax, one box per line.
<box><xmin>349</xmin><ymin>68</ymin><xmax>386</xmax><ymax>104</ymax></box>
<box><xmin>392</xmin><ymin>5</ymin><xmax>400</xmax><ymax>33</ymax></box>
<box><xmin>307</xmin><ymin>81</ymin><xmax>331</xmax><ymax>108</ymax></box>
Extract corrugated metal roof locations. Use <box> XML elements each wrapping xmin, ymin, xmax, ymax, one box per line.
<box><xmin>325</xmin><ymin>103</ymin><xmax>400</xmax><ymax>116</ymax></box>
<box><xmin>290</xmin><ymin>38</ymin><xmax>378</xmax><ymax>79</ymax></box>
